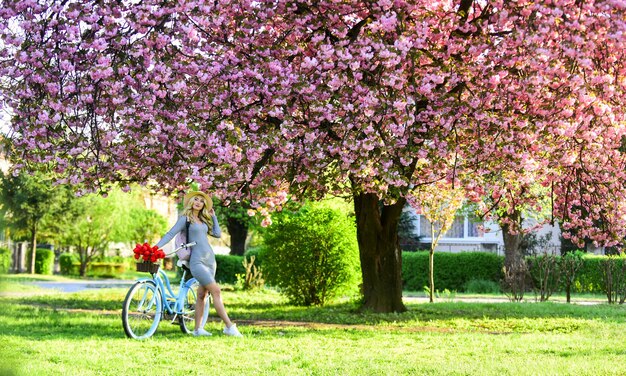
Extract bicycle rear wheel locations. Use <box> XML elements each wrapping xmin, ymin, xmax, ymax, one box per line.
<box><xmin>179</xmin><ymin>280</ymin><xmax>199</xmax><ymax>334</ymax></box>
<box><xmin>122</xmin><ymin>280</ymin><xmax>162</xmax><ymax>339</ymax></box>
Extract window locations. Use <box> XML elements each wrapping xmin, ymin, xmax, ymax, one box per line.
<box><xmin>418</xmin><ymin>215</ymin><xmax>483</xmax><ymax>239</ymax></box>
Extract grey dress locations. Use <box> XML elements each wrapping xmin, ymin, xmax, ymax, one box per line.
<box><xmin>156</xmin><ymin>215</ymin><xmax>222</xmax><ymax>286</ymax></box>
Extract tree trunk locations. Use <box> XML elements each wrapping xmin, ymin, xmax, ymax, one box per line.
<box><xmin>501</xmin><ymin>209</ymin><xmax>523</xmax><ymax>272</ymax></box>
<box><xmin>29</xmin><ymin>223</ymin><xmax>37</xmax><ymax>274</ymax></box>
<box><xmin>227</xmin><ymin>217</ymin><xmax>248</xmax><ymax>256</ymax></box>
<box><xmin>353</xmin><ymin>192</ymin><xmax>407</xmax><ymax>313</ymax></box>
<box><xmin>79</xmin><ymin>246</ymin><xmax>88</xmax><ymax>277</ymax></box>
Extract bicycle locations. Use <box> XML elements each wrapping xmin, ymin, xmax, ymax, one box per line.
<box><xmin>122</xmin><ymin>242</ymin><xmax>210</xmax><ymax>339</ymax></box>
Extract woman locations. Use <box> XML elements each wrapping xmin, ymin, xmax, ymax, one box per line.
<box><xmin>155</xmin><ymin>191</ymin><xmax>243</xmax><ymax>337</ymax></box>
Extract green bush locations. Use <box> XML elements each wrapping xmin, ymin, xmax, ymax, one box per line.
<box><xmin>464</xmin><ymin>279</ymin><xmax>501</xmax><ymax>294</ymax></box>
<box><xmin>215</xmin><ymin>254</ymin><xmax>245</xmax><ymax>284</ymax></box>
<box><xmin>25</xmin><ymin>248</ymin><xmax>55</xmax><ymax>275</ymax></box>
<box><xmin>402</xmin><ymin>252</ymin><xmax>504</xmax><ymax>292</ymax></box>
<box><xmin>573</xmin><ymin>255</ymin><xmax>606</xmax><ymax>293</ymax></box>
<box><xmin>0</xmin><ymin>247</ymin><xmax>10</xmax><ymax>274</ymax></box>
<box><xmin>261</xmin><ymin>205</ymin><xmax>361</xmax><ymax>306</ymax></box>
<box><xmin>59</xmin><ymin>253</ymin><xmax>79</xmax><ymax>275</ymax></box>
<box><xmin>87</xmin><ymin>262</ymin><xmax>127</xmax><ymax>278</ymax></box>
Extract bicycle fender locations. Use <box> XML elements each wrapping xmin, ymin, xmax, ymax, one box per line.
<box><xmin>135</xmin><ymin>277</ymin><xmax>155</xmax><ymax>284</ymax></box>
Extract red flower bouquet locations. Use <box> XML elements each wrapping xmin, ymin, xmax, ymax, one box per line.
<box><xmin>133</xmin><ymin>243</ymin><xmax>165</xmax><ymax>273</ymax></box>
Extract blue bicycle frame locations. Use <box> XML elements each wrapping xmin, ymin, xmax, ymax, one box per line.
<box><xmin>136</xmin><ymin>267</ymin><xmax>209</xmax><ymax>327</ymax></box>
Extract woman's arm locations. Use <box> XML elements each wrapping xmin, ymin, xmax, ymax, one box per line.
<box><xmin>155</xmin><ymin>216</ymin><xmax>187</xmax><ymax>248</ymax></box>
<box><xmin>209</xmin><ymin>212</ymin><xmax>222</xmax><ymax>238</ymax></box>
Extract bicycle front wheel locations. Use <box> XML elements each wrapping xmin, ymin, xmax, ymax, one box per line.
<box><xmin>122</xmin><ymin>280</ymin><xmax>162</xmax><ymax>339</ymax></box>
<box><xmin>179</xmin><ymin>280</ymin><xmax>199</xmax><ymax>334</ymax></box>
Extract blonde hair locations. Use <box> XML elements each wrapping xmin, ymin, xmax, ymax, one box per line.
<box><xmin>182</xmin><ymin>196</ymin><xmax>213</xmax><ymax>227</ymax></box>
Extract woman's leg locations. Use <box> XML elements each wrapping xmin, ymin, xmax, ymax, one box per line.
<box><xmin>194</xmin><ymin>285</ymin><xmax>209</xmax><ymax>331</ymax></box>
<box><xmin>205</xmin><ymin>282</ymin><xmax>233</xmax><ymax>328</ymax></box>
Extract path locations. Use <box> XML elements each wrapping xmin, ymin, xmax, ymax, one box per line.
<box><xmin>29</xmin><ymin>279</ymin><xmax>134</xmax><ymax>292</ymax></box>
<box><xmin>19</xmin><ymin>280</ymin><xmax>604</xmax><ymax>306</ymax></box>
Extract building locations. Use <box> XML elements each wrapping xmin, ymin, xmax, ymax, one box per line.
<box><xmin>398</xmin><ymin>205</ymin><xmax>603</xmax><ymax>256</ymax></box>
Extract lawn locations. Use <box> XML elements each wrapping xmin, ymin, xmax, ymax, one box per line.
<box><xmin>1</xmin><ymin>275</ymin><xmax>625</xmax><ymax>375</ymax></box>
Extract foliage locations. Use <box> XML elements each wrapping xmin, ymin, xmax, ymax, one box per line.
<box><xmin>235</xmin><ymin>255</ymin><xmax>265</xmax><ymax>291</ymax></box>
<box><xmin>127</xmin><ymin>207</ymin><xmax>168</xmax><ymax>245</ymax></box>
<box><xmin>401</xmin><ymin>252</ymin><xmax>626</xmax><ymax>301</ymax></box>
<box><xmin>413</xmin><ymin>181</ymin><xmax>465</xmax><ymax>302</ymax></box>
<box><xmin>402</xmin><ymin>251</ymin><xmax>504</xmax><ymax>292</ymax></box>
<box><xmin>57</xmin><ymin>188</ymin><xmax>167</xmax><ymax>276</ymax></box>
<box><xmin>214</xmin><ymin>254</ymin><xmax>245</xmax><ymax>284</ymax></box>
<box><xmin>4</xmin><ymin>0</ymin><xmax>626</xmax><ymax>312</ymax></box>
<box><xmin>0</xmin><ymin>247</ymin><xmax>10</xmax><ymax>274</ymax></box>
<box><xmin>85</xmin><ymin>262</ymin><xmax>127</xmax><ymax>278</ymax></box>
<box><xmin>520</xmin><ymin>231</ymin><xmax>554</xmax><ymax>257</ymax></box>
<box><xmin>213</xmin><ymin>199</ymin><xmax>263</xmax><ymax>255</ymax></box>
<box><xmin>261</xmin><ymin>205</ymin><xmax>361</xmax><ymax>306</ymax></box>
<box><xmin>58</xmin><ymin>253</ymin><xmax>78</xmax><ymax>276</ymax></box>
<box><xmin>0</xmin><ymin>170</ymin><xmax>68</xmax><ymax>272</ymax></box>
<box><xmin>463</xmin><ymin>279</ymin><xmax>501</xmax><ymax>294</ymax></box>
<box><xmin>25</xmin><ymin>248</ymin><xmax>54</xmax><ymax>275</ymax></box>
<box><xmin>397</xmin><ymin>205</ymin><xmax>422</xmax><ymax>251</ymax></box>
<box><xmin>575</xmin><ymin>255</ymin><xmax>610</xmax><ymax>293</ymax></box>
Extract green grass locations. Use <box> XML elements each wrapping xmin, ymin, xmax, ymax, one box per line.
<box><xmin>1</xmin><ymin>277</ymin><xmax>625</xmax><ymax>375</ymax></box>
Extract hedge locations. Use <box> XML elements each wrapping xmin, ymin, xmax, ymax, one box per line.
<box><xmin>0</xmin><ymin>247</ymin><xmax>10</xmax><ymax>274</ymax></box>
<box><xmin>573</xmin><ymin>255</ymin><xmax>612</xmax><ymax>293</ymax></box>
<box><xmin>215</xmin><ymin>254</ymin><xmax>245</xmax><ymax>284</ymax></box>
<box><xmin>402</xmin><ymin>251</ymin><xmax>504</xmax><ymax>292</ymax></box>
<box><xmin>25</xmin><ymin>248</ymin><xmax>54</xmax><ymax>275</ymax></box>
<box><xmin>212</xmin><ymin>251</ymin><xmax>625</xmax><ymax>295</ymax></box>
<box><xmin>59</xmin><ymin>252</ymin><xmax>128</xmax><ymax>277</ymax></box>
<box><xmin>59</xmin><ymin>253</ymin><xmax>78</xmax><ymax>275</ymax></box>
<box><xmin>86</xmin><ymin>262</ymin><xmax>127</xmax><ymax>277</ymax></box>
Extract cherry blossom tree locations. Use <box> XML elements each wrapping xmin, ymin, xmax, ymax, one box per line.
<box><xmin>415</xmin><ymin>180</ymin><xmax>464</xmax><ymax>303</ymax></box>
<box><xmin>1</xmin><ymin>0</ymin><xmax>626</xmax><ymax>312</ymax></box>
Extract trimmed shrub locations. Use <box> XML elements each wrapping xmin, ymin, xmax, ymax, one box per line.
<box><xmin>464</xmin><ymin>279</ymin><xmax>501</xmax><ymax>294</ymax></box>
<box><xmin>26</xmin><ymin>248</ymin><xmax>54</xmax><ymax>275</ymax></box>
<box><xmin>59</xmin><ymin>253</ymin><xmax>79</xmax><ymax>275</ymax></box>
<box><xmin>402</xmin><ymin>251</ymin><xmax>504</xmax><ymax>292</ymax></box>
<box><xmin>215</xmin><ymin>254</ymin><xmax>245</xmax><ymax>284</ymax></box>
<box><xmin>574</xmin><ymin>255</ymin><xmax>606</xmax><ymax>293</ymax></box>
<box><xmin>401</xmin><ymin>251</ymin><xmax>626</xmax><ymax>297</ymax></box>
<box><xmin>0</xmin><ymin>247</ymin><xmax>10</xmax><ymax>274</ymax></box>
<box><xmin>261</xmin><ymin>205</ymin><xmax>361</xmax><ymax>306</ymax></box>
<box><xmin>87</xmin><ymin>262</ymin><xmax>127</xmax><ymax>278</ymax></box>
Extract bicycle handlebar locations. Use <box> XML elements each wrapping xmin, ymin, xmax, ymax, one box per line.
<box><xmin>166</xmin><ymin>242</ymin><xmax>197</xmax><ymax>257</ymax></box>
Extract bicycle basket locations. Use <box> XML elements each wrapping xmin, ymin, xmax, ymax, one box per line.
<box><xmin>136</xmin><ymin>262</ymin><xmax>160</xmax><ymax>274</ymax></box>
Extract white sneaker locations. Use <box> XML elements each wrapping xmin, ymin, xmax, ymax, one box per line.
<box><xmin>193</xmin><ymin>328</ymin><xmax>212</xmax><ymax>336</ymax></box>
<box><xmin>223</xmin><ymin>323</ymin><xmax>243</xmax><ymax>337</ymax></box>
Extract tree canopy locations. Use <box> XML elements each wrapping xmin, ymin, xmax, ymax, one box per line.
<box><xmin>1</xmin><ymin>0</ymin><xmax>625</xmax><ymax>310</ymax></box>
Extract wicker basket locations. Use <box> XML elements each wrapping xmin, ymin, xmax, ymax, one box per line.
<box><xmin>136</xmin><ymin>262</ymin><xmax>160</xmax><ymax>274</ymax></box>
